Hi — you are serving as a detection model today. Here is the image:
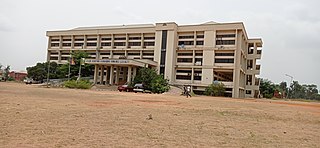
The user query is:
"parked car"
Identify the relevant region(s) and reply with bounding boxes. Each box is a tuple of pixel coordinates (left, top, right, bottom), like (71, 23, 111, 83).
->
(133, 84, 144, 93)
(24, 78, 41, 84)
(117, 83, 133, 92)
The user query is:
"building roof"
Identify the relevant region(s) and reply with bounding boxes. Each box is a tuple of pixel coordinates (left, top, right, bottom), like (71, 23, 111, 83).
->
(72, 24, 155, 31)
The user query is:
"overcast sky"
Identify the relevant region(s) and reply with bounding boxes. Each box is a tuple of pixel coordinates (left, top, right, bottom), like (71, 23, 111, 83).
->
(0, 0, 319, 87)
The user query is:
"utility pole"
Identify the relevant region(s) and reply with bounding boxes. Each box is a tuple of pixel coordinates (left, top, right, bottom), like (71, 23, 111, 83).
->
(285, 74, 294, 99)
(77, 58, 85, 82)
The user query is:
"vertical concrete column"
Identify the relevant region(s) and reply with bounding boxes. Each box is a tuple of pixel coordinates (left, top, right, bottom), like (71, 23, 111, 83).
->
(96, 34, 101, 60)
(59, 36, 62, 49)
(48, 36, 52, 49)
(71, 35, 74, 49)
(83, 35, 87, 49)
(193, 31, 196, 48)
(232, 31, 242, 98)
(94, 65, 98, 84)
(123, 67, 127, 82)
(115, 66, 119, 85)
(132, 67, 137, 81)
(191, 68, 194, 83)
(127, 66, 132, 83)
(58, 51, 61, 63)
(141, 33, 144, 49)
(109, 65, 114, 85)
(100, 65, 104, 84)
(192, 50, 195, 65)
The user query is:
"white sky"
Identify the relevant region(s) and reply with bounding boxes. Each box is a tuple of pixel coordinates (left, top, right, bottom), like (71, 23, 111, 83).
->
(0, 0, 319, 87)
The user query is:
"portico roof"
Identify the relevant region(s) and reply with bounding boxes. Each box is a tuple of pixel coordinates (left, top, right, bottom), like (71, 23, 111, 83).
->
(85, 59, 157, 67)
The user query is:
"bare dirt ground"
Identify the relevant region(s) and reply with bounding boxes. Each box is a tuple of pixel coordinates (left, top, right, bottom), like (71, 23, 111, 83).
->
(0, 82, 319, 147)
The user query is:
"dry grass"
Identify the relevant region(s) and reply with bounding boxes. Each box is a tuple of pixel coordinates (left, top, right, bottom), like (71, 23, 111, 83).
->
(0, 82, 319, 147)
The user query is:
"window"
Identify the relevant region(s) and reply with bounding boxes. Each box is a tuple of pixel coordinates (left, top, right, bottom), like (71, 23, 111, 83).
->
(114, 42, 126, 46)
(62, 43, 71, 46)
(101, 42, 111, 46)
(176, 75, 191, 80)
(176, 70, 192, 73)
(128, 42, 141, 46)
(51, 43, 59, 47)
(75, 38, 84, 41)
(144, 36, 155, 40)
(113, 52, 125, 55)
(144, 42, 155, 46)
(177, 58, 192, 63)
(179, 35, 194, 39)
(86, 43, 97, 46)
(195, 52, 203, 56)
(101, 38, 111, 41)
(194, 70, 202, 80)
(216, 40, 235, 45)
(143, 52, 154, 56)
(87, 38, 97, 41)
(178, 41, 194, 46)
(215, 59, 234, 63)
(129, 37, 141, 40)
(215, 53, 234, 56)
(50, 57, 58, 60)
(197, 35, 204, 38)
(114, 37, 126, 40)
(63, 39, 71, 41)
(246, 90, 252, 94)
(74, 43, 84, 47)
(216, 34, 236, 38)
(128, 52, 140, 56)
(51, 39, 59, 42)
(100, 52, 110, 55)
(196, 41, 204, 45)
(177, 52, 193, 56)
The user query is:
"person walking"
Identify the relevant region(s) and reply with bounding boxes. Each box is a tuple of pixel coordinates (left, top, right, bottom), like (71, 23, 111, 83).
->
(186, 85, 192, 98)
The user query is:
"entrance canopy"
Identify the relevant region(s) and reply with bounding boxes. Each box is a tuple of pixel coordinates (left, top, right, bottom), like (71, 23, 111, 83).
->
(85, 59, 157, 67)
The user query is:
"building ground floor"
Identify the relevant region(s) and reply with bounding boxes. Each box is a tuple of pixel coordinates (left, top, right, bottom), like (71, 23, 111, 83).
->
(86, 59, 260, 98)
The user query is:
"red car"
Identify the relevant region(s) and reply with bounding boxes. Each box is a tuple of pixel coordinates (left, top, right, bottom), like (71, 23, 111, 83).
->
(117, 83, 133, 92)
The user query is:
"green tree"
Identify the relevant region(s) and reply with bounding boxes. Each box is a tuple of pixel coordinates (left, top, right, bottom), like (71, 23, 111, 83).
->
(259, 79, 275, 98)
(27, 62, 47, 81)
(4, 65, 10, 81)
(289, 81, 306, 99)
(133, 67, 158, 90)
(133, 67, 170, 93)
(70, 51, 94, 78)
(204, 82, 225, 96)
(151, 75, 170, 93)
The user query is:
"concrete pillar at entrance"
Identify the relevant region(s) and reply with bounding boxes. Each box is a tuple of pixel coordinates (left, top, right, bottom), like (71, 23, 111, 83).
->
(115, 66, 119, 85)
(132, 67, 137, 81)
(127, 66, 132, 83)
(109, 65, 114, 85)
(100, 65, 104, 85)
(94, 65, 98, 84)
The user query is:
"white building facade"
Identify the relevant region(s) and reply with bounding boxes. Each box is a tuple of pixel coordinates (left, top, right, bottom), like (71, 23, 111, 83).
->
(46, 22, 263, 98)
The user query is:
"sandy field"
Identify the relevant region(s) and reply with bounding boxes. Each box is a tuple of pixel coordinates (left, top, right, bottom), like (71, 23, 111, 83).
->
(0, 82, 319, 147)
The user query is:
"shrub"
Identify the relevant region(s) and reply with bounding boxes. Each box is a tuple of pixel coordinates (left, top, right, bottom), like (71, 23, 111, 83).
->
(133, 67, 170, 93)
(204, 82, 225, 96)
(64, 80, 92, 89)
(151, 75, 170, 93)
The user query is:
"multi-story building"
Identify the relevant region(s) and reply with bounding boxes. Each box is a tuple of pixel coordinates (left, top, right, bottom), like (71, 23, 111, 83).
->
(46, 21, 263, 98)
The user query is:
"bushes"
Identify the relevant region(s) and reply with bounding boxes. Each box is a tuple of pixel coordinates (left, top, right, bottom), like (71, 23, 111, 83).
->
(133, 67, 170, 93)
(64, 80, 92, 89)
(151, 75, 170, 93)
(204, 83, 225, 96)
